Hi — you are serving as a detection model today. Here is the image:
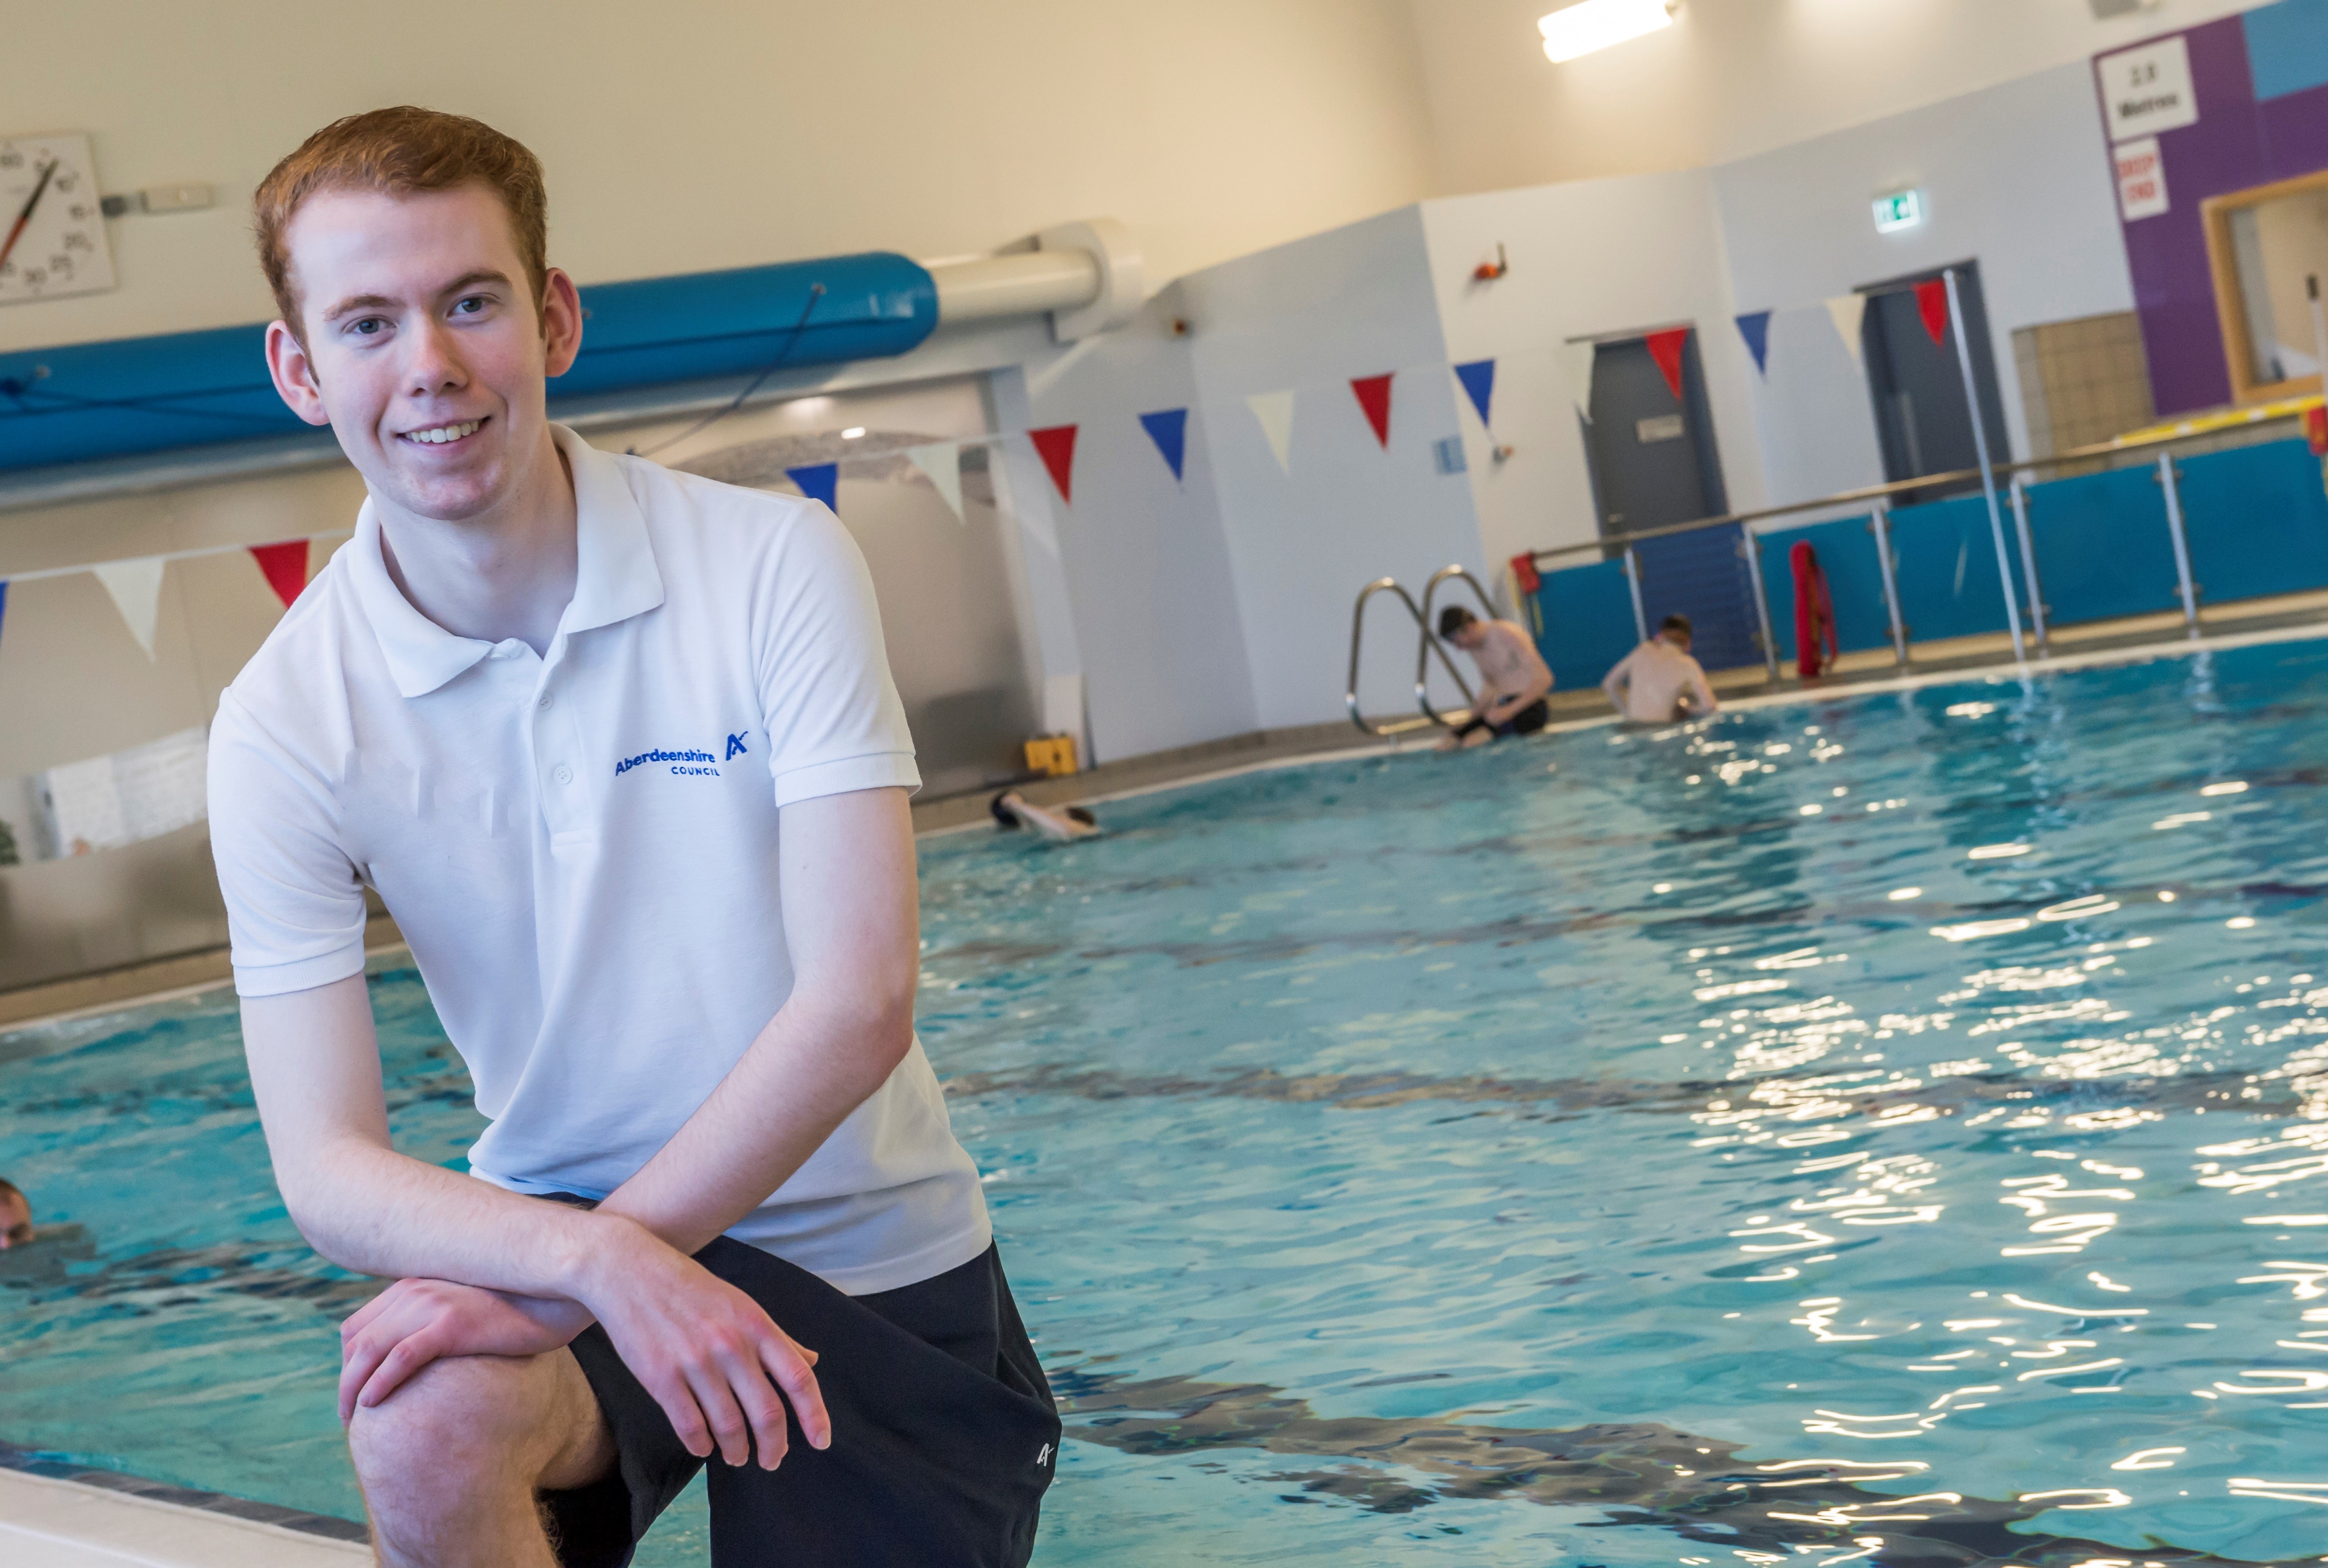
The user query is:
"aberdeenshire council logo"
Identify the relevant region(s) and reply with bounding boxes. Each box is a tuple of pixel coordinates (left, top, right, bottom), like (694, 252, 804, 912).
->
(614, 746, 721, 779)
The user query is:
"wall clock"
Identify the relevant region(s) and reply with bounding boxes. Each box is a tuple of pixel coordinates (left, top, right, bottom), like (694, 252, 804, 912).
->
(0, 132, 116, 304)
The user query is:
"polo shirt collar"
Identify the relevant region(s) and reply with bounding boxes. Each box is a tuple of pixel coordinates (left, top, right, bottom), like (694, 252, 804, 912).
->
(352, 424, 666, 699)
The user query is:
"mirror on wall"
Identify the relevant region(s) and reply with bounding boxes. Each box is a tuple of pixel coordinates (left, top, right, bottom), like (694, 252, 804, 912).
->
(2205, 170, 2328, 403)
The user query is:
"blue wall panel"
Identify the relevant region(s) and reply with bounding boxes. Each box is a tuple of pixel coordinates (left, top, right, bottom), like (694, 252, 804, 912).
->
(1534, 558, 1641, 692)
(1889, 494, 2017, 644)
(1756, 515, 1893, 660)
(2023, 464, 2178, 626)
(2179, 439, 2328, 604)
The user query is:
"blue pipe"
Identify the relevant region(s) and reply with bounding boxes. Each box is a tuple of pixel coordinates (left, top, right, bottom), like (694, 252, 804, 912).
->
(0, 251, 938, 473)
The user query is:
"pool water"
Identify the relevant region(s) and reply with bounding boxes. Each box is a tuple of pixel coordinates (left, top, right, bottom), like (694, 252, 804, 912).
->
(10, 640, 2328, 1564)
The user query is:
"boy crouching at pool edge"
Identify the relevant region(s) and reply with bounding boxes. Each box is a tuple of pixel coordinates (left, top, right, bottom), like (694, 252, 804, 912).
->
(210, 106, 1056, 1567)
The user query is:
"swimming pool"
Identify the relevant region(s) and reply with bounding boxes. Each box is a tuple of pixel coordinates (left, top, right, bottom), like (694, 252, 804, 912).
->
(9, 637, 2328, 1564)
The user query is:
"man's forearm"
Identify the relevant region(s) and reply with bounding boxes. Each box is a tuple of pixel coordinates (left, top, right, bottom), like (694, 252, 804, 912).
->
(287, 1135, 627, 1300)
(597, 990, 912, 1256)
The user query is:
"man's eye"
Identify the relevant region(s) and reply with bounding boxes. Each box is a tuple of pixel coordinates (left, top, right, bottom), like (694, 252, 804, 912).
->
(452, 296, 487, 316)
(349, 317, 386, 337)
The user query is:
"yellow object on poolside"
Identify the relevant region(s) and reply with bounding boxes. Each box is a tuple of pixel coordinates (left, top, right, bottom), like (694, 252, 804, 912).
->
(1024, 735, 1080, 777)
(2111, 392, 2324, 449)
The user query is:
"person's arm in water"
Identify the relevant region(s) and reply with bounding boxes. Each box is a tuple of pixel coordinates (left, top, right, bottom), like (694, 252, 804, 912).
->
(1471, 623, 1552, 725)
(1679, 658, 1719, 717)
(1601, 646, 1639, 715)
(246, 786, 917, 1463)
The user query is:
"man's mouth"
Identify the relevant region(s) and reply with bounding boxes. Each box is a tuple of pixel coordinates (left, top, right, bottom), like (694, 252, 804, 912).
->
(400, 418, 485, 447)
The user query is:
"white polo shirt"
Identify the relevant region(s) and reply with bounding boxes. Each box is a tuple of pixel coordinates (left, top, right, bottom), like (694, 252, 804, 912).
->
(207, 425, 990, 1295)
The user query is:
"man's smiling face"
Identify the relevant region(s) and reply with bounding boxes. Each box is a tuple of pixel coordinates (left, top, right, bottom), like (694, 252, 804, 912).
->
(266, 183, 579, 523)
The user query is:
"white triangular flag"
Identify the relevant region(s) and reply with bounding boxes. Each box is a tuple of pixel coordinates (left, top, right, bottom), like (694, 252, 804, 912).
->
(1559, 339, 1598, 421)
(94, 557, 166, 660)
(905, 442, 964, 522)
(1824, 295, 1868, 363)
(1246, 390, 1295, 473)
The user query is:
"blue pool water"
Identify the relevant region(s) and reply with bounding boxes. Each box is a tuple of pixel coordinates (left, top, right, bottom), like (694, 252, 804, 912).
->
(10, 640, 2328, 1563)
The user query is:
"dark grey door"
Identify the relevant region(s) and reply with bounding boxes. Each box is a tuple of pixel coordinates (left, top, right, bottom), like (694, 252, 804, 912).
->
(1582, 331, 1758, 673)
(1861, 262, 2011, 504)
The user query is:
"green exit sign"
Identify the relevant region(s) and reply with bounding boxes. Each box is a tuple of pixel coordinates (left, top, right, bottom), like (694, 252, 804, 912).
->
(1873, 189, 1924, 233)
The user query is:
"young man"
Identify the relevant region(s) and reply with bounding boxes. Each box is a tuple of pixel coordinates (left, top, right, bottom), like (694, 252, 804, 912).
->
(1602, 613, 1720, 724)
(1433, 606, 1554, 750)
(209, 108, 1056, 1568)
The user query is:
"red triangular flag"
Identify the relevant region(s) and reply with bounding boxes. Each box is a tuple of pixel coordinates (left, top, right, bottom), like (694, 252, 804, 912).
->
(1028, 425, 1078, 505)
(1644, 329, 1689, 401)
(1914, 279, 1950, 347)
(250, 539, 309, 609)
(1350, 374, 1394, 449)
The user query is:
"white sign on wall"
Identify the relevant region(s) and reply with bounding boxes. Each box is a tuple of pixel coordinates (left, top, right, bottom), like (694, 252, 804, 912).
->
(2115, 137, 2169, 221)
(2097, 36, 2199, 142)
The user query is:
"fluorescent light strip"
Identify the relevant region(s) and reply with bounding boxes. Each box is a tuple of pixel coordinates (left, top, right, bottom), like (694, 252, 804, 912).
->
(1539, 0, 1675, 64)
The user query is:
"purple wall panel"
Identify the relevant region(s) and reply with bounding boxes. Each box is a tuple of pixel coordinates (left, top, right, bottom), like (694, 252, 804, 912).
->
(2111, 18, 2267, 414)
(2261, 81, 2328, 177)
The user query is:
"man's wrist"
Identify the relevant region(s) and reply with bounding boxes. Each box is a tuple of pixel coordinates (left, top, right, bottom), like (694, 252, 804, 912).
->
(554, 1208, 656, 1305)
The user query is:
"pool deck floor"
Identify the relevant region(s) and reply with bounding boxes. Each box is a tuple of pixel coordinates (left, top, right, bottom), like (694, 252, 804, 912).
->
(0, 1467, 367, 1567)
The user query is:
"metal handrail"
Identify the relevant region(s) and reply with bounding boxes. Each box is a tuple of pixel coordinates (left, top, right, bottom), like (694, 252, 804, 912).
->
(1523, 405, 2311, 568)
(1415, 565, 1500, 710)
(1346, 577, 1480, 736)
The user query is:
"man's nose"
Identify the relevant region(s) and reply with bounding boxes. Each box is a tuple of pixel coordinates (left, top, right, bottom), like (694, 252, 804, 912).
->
(403, 318, 469, 398)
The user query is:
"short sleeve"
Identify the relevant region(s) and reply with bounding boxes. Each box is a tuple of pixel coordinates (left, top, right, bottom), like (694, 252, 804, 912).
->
(207, 690, 370, 997)
(751, 502, 922, 809)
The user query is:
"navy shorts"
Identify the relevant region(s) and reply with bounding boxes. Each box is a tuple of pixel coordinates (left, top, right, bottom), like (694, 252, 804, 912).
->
(539, 1234, 1058, 1568)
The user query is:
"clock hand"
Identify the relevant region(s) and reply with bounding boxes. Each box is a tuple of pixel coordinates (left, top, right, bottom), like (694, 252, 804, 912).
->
(0, 161, 60, 276)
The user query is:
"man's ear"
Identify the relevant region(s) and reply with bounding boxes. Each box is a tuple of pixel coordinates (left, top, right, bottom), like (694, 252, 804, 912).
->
(541, 267, 583, 378)
(264, 319, 333, 428)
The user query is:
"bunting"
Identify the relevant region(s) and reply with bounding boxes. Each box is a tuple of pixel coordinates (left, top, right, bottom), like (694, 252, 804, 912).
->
(1914, 279, 1950, 347)
(1350, 373, 1394, 449)
(905, 443, 965, 521)
(1558, 340, 1598, 420)
(1247, 390, 1296, 472)
(1824, 295, 1868, 363)
(94, 558, 166, 660)
(1138, 409, 1188, 481)
(1029, 425, 1079, 504)
(786, 463, 839, 514)
(1644, 328, 1689, 402)
(1452, 360, 1496, 428)
(1735, 312, 1773, 376)
(249, 540, 309, 610)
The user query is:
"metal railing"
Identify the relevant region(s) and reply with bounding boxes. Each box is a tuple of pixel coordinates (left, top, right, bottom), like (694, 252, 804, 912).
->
(1345, 565, 1500, 735)
(1523, 360, 2314, 673)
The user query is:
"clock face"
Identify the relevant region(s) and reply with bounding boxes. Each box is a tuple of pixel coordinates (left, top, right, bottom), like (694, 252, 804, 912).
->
(0, 133, 117, 305)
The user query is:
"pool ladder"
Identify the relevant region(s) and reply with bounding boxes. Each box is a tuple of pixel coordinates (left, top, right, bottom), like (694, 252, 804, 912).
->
(1345, 565, 1500, 736)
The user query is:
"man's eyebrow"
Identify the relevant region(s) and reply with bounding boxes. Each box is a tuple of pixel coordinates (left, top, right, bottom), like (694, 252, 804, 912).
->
(437, 269, 514, 299)
(320, 292, 399, 324)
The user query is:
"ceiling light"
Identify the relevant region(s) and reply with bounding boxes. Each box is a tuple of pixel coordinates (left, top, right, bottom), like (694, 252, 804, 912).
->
(1539, 0, 1676, 64)
(841, 426, 865, 439)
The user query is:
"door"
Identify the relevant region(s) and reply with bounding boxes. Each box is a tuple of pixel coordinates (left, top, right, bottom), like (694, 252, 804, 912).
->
(1861, 262, 2012, 505)
(1582, 330, 1759, 673)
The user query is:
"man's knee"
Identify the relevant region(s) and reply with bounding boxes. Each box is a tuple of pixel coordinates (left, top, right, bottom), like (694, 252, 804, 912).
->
(348, 1353, 560, 1499)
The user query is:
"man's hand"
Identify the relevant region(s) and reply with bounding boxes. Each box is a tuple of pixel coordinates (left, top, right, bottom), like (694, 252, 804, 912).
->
(578, 1219, 830, 1470)
(339, 1277, 592, 1420)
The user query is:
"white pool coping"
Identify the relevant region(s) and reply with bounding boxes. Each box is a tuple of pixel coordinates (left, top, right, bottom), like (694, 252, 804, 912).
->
(0, 1468, 366, 1567)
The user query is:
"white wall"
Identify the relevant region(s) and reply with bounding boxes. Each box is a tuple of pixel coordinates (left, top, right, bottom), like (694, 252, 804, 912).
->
(1014, 291, 1263, 764)
(1408, 0, 2271, 195)
(1710, 61, 2140, 492)
(1, 0, 1436, 354)
(1419, 167, 1767, 573)
(1182, 207, 1486, 730)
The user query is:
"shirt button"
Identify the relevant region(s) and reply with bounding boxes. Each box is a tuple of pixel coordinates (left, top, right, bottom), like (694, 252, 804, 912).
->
(553, 764, 574, 785)
(537, 693, 553, 710)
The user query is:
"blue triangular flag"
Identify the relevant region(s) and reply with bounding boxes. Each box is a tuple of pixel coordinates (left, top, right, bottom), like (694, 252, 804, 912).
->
(786, 463, 839, 514)
(1453, 359, 1495, 428)
(1736, 311, 1773, 376)
(1139, 409, 1188, 481)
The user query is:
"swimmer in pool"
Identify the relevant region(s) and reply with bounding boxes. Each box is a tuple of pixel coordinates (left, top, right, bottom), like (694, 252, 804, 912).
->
(0, 1178, 31, 1249)
(991, 790, 1100, 841)
(1434, 606, 1554, 750)
(1602, 613, 1719, 725)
